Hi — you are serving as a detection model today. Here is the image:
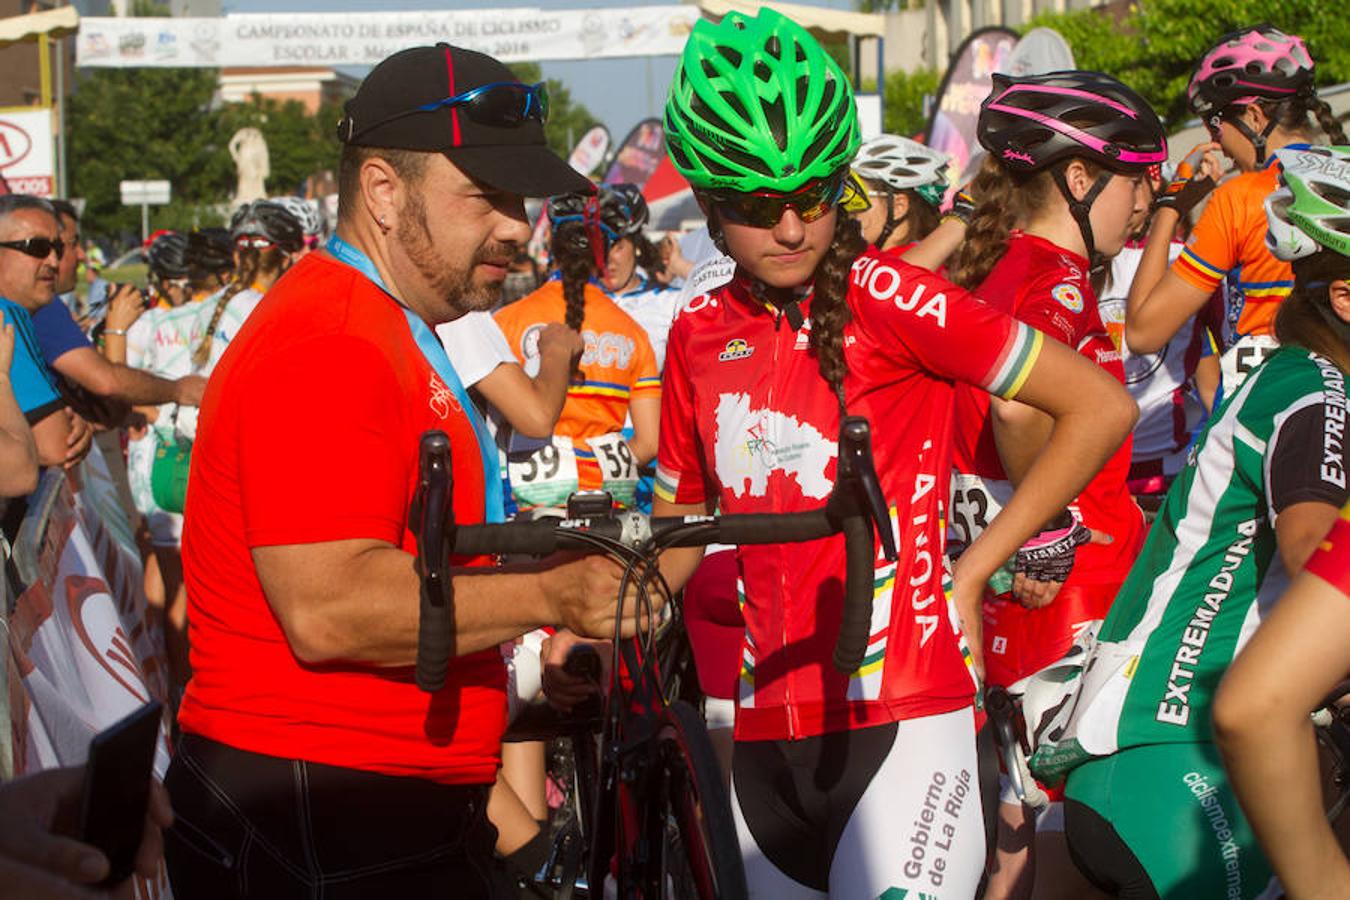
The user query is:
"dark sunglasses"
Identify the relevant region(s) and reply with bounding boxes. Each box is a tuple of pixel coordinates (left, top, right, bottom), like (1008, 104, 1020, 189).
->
(708, 173, 847, 229)
(0, 237, 65, 260)
(347, 81, 549, 142)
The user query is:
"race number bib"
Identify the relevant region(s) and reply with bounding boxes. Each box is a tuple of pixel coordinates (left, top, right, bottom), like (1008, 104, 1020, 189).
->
(1219, 334, 1279, 392)
(507, 436, 579, 510)
(948, 473, 1016, 595)
(587, 432, 638, 509)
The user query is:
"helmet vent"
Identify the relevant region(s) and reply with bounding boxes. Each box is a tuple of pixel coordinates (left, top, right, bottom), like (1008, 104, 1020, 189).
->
(723, 91, 750, 125)
(1315, 183, 1350, 209)
(754, 59, 772, 83)
(765, 96, 788, 150)
(765, 36, 782, 61)
(717, 45, 743, 69)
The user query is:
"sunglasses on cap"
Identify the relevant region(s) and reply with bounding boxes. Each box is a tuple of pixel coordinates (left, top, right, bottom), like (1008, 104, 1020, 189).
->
(346, 81, 549, 142)
(708, 173, 848, 229)
(0, 237, 65, 260)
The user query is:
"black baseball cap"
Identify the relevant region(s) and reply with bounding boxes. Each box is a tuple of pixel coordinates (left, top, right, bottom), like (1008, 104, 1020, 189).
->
(339, 43, 594, 198)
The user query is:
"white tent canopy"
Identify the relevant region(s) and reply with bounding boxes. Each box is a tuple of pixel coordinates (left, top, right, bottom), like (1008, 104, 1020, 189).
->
(0, 6, 78, 49)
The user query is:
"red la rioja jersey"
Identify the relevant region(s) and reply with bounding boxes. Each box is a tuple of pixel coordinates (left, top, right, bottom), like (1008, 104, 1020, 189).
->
(657, 249, 1045, 741)
(951, 233, 1145, 588)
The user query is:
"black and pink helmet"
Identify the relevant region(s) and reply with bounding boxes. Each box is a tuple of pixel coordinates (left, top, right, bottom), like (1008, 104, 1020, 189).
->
(1186, 25, 1314, 119)
(978, 71, 1167, 175)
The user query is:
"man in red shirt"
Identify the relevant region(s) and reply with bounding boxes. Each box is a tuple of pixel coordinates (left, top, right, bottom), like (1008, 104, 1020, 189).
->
(167, 44, 641, 899)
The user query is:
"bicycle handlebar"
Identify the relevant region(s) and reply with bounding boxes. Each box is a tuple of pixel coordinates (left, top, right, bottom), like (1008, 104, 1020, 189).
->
(413, 416, 898, 692)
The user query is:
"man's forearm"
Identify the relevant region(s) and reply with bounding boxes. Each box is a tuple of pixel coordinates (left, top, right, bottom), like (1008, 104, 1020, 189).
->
(113, 364, 185, 405)
(256, 542, 560, 666)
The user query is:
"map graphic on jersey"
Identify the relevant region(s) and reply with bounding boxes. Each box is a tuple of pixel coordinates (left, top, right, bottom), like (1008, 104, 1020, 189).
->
(714, 392, 836, 499)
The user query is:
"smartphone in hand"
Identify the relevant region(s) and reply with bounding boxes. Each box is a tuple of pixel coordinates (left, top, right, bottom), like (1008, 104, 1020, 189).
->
(79, 700, 163, 886)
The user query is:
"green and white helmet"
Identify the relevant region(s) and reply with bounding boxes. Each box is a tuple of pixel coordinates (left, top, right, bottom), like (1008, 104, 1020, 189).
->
(664, 7, 860, 194)
(1266, 145, 1350, 260)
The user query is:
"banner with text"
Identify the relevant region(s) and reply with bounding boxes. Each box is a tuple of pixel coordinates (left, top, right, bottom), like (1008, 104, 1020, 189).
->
(76, 7, 700, 68)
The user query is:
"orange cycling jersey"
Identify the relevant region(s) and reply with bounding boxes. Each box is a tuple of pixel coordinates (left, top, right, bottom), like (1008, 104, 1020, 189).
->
(1171, 158, 1294, 341)
(495, 279, 660, 490)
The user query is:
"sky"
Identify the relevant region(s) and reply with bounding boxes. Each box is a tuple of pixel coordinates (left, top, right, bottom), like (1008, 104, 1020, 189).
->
(221, 0, 861, 146)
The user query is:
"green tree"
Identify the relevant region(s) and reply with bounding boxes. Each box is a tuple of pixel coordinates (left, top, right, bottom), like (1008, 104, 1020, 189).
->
(866, 66, 942, 138)
(1025, 0, 1350, 130)
(68, 67, 225, 240)
(507, 61, 600, 158)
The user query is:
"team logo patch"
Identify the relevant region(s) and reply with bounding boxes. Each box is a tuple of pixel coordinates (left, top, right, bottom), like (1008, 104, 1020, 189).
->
(991, 636, 1008, 655)
(719, 338, 754, 362)
(1052, 283, 1084, 313)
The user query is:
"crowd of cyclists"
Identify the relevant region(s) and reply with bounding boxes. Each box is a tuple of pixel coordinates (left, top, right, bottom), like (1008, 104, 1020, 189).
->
(2, 9, 1350, 900)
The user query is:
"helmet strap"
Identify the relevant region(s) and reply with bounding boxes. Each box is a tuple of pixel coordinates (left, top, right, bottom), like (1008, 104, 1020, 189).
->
(1230, 105, 1280, 166)
(875, 187, 901, 249)
(1050, 165, 1112, 267)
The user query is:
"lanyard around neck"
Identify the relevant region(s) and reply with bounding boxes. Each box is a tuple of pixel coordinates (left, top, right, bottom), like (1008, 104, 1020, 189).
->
(326, 235, 504, 523)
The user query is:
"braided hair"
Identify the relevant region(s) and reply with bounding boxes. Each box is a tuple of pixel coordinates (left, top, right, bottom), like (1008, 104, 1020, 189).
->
(808, 213, 868, 405)
(192, 245, 289, 368)
(551, 218, 593, 332)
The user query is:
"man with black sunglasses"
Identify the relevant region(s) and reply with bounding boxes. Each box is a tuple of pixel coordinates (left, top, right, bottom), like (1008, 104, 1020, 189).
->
(170, 44, 650, 899)
(0, 194, 91, 473)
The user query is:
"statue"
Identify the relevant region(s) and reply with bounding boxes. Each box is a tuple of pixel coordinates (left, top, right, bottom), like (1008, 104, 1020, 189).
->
(229, 127, 269, 206)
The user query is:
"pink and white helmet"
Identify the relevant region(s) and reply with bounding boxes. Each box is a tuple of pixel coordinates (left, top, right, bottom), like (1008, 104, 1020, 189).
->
(1187, 24, 1314, 118)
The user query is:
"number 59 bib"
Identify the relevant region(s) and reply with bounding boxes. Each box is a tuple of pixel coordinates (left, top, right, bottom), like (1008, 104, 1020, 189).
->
(507, 437, 579, 510)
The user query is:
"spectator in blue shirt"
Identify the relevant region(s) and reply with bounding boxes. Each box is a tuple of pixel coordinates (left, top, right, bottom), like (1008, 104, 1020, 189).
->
(0, 195, 91, 469)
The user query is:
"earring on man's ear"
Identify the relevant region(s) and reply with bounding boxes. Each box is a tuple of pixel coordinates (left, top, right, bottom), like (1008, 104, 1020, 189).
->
(379, 215, 389, 232)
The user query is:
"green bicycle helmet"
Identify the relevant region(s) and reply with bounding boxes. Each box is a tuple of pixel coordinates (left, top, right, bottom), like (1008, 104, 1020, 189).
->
(1265, 146, 1350, 260)
(664, 7, 860, 194)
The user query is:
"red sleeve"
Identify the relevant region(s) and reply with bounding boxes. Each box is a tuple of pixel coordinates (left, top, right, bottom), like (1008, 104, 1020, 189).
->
(853, 257, 1044, 400)
(654, 316, 707, 505)
(1305, 502, 1350, 598)
(1012, 274, 1087, 347)
(239, 335, 412, 547)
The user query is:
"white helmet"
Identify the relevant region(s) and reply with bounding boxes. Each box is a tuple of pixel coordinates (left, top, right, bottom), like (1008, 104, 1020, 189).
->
(1264, 146, 1350, 262)
(270, 196, 323, 239)
(852, 135, 950, 206)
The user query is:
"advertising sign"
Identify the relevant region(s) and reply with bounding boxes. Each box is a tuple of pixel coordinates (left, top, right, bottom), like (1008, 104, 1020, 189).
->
(0, 107, 56, 198)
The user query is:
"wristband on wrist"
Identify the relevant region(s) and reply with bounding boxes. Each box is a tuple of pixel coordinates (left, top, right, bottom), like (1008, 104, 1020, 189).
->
(105, 328, 128, 336)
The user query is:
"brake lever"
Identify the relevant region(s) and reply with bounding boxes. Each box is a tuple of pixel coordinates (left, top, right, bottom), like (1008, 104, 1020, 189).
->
(414, 430, 453, 692)
(838, 417, 898, 562)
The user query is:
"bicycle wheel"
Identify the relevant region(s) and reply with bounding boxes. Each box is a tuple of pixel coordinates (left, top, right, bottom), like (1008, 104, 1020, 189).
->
(646, 700, 747, 900)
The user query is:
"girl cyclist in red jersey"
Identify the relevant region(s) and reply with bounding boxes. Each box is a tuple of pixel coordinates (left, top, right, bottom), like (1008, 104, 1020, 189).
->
(1128, 25, 1347, 390)
(944, 70, 1167, 900)
(494, 189, 661, 513)
(652, 10, 1138, 897)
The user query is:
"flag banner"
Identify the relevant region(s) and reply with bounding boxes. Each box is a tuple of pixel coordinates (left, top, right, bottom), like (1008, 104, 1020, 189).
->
(924, 27, 1018, 204)
(568, 124, 611, 177)
(601, 118, 665, 188)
